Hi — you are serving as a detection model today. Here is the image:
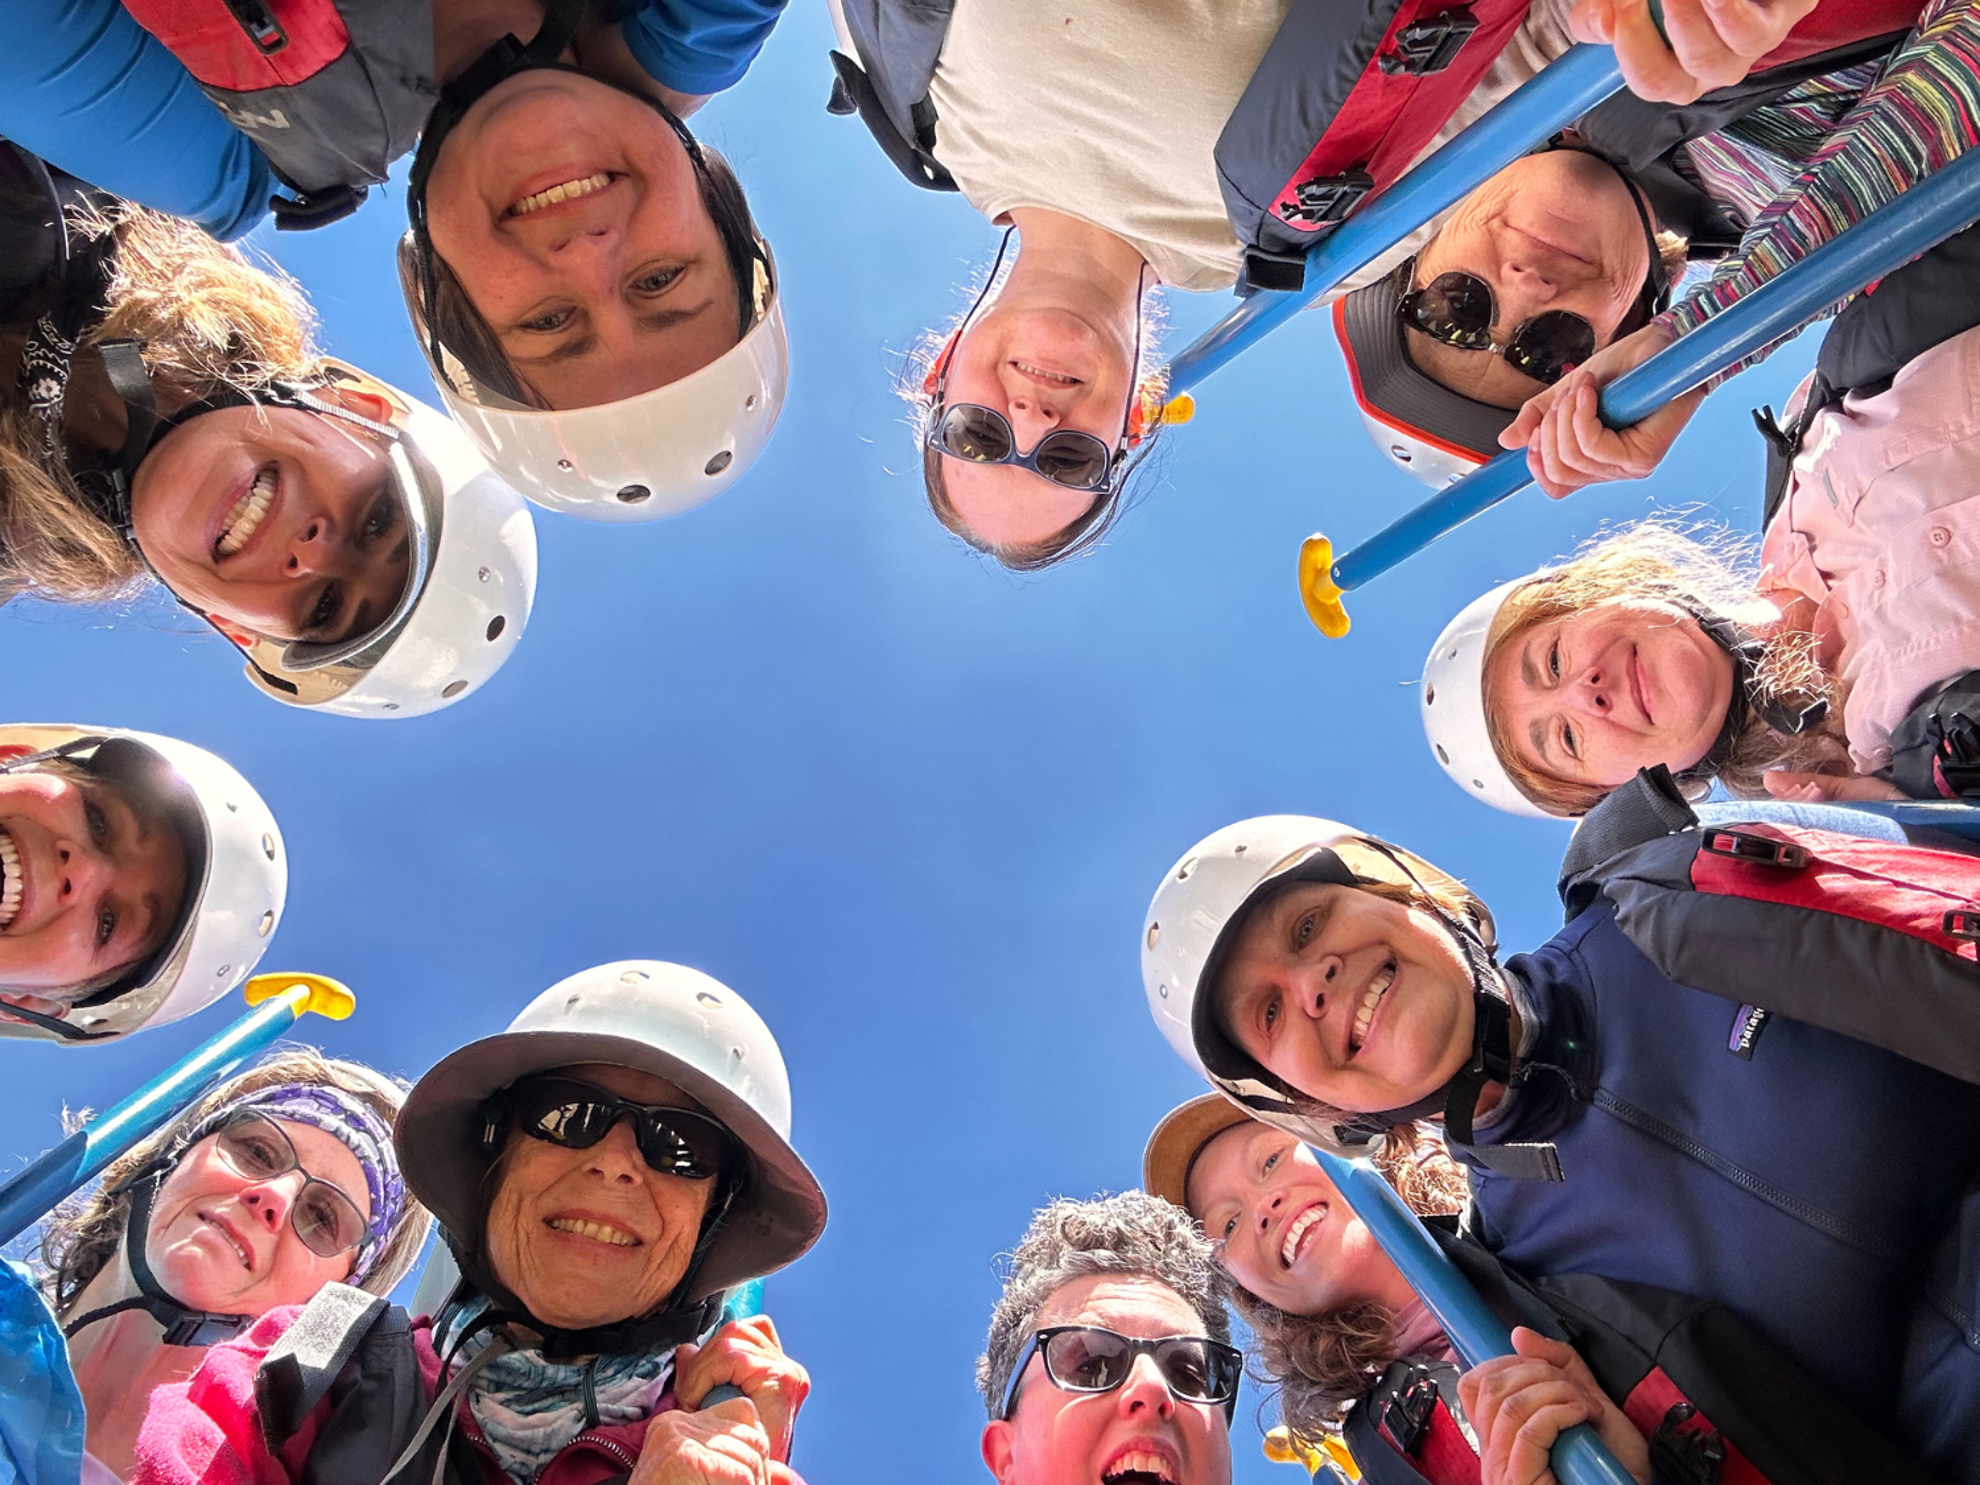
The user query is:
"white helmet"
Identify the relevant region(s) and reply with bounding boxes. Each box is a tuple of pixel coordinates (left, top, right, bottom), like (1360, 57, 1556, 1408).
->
(226, 368, 538, 719)
(396, 959, 826, 1302)
(424, 255, 787, 523)
(1141, 815, 1492, 1155)
(1421, 579, 1559, 819)
(0, 725, 285, 1044)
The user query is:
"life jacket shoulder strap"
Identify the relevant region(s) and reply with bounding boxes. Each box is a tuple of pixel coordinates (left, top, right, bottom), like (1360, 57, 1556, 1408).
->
(254, 1283, 392, 1452)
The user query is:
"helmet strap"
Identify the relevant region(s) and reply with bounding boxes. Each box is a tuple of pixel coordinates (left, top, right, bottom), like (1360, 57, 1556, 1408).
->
(62, 1168, 253, 1346)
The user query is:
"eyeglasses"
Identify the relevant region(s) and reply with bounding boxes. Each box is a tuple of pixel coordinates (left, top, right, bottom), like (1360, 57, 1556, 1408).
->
(1396, 265, 1596, 386)
(1000, 1325, 1243, 1422)
(495, 1076, 737, 1181)
(924, 405, 1123, 493)
(211, 1114, 371, 1259)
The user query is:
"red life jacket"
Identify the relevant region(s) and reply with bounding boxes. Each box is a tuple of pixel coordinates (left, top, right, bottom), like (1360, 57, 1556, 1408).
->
(1219, 0, 1931, 290)
(112, 0, 435, 227)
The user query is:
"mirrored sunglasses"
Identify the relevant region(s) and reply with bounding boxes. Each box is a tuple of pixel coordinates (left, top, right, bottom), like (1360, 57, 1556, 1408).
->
(926, 404, 1120, 493)
(497, 1076, 738, 1181)
(1397, 268, 1596, 386)
(1001, 1325, 1243, 1421)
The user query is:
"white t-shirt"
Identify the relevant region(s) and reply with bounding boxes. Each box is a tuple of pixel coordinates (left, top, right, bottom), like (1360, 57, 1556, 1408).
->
(927, 0, 1578, 295)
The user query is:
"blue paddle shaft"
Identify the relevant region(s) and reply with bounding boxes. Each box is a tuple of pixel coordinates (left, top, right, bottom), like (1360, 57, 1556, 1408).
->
(1164, 46, 1624, 398)
(0, 990, 308, 1247)
(1306, 1147, 1641, 1485)
(697, 1280, 767, 1410)
(1331, 144, 1980, 592)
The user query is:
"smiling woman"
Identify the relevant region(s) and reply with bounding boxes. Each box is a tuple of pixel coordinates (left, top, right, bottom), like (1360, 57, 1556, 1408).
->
(126, 962, 828, 1485)
(0, 724, 286, 1046)
(1420, 523, 1848, 818)
(39, 1050, 427, 1483)
(0, 150, 537, 720)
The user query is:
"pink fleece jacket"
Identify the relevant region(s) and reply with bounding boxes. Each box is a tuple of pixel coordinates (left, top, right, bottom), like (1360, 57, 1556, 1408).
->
(128, 1307, 800, 1485)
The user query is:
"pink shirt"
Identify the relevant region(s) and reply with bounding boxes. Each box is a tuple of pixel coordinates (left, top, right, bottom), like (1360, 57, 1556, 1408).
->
(1760, 325, 1980, 774)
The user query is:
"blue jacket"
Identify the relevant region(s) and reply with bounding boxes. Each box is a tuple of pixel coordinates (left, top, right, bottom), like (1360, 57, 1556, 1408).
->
(1459, 780, 1980, 1482)
(0, 0, 785, 240)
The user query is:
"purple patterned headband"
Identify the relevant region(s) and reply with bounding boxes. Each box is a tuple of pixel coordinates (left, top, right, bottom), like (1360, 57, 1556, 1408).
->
(185, 1083, 406, 1286)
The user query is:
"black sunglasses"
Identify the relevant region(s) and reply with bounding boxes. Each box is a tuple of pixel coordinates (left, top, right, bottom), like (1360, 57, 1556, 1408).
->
(491, 1076, 738, 1181)
(210, 1113, 371, 1259)
(1000, 1325, 1243, 1422)
(1397, 265, 1596, 386)
(924, 405, 1123, 493)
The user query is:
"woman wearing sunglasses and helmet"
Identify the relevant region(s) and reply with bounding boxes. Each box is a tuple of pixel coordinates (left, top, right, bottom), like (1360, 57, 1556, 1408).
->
(40, 1049, 430, 1484)
(130, 960, 828, 1485)
(1337, 0, 1956, 489)
(1, 148, 537, 718)
(7, 0, 790, 527)
(0, 724, 287, 1046)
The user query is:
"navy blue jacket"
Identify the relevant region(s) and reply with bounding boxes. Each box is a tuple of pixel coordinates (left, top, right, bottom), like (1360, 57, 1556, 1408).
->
(1457, 779, 1980, 1481)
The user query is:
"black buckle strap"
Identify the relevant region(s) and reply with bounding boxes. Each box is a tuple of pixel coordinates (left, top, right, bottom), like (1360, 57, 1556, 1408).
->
(1375, 1369, 1440, 1455)
(224, 0, 288, 54)
(1278, 171, 1376, 227)
(1379, 7, 1481, 75)
(1648, 1402, 1728, 1485)
(1700, 829, 1809, 870)
(1943, 910, 1980, 940)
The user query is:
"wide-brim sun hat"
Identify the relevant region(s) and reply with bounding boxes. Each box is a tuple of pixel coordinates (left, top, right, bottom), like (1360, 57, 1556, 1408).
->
(1334, 265, 1513, 491)
(395, 960, 826, 1301)
(1143, 1094, 1255, 1214)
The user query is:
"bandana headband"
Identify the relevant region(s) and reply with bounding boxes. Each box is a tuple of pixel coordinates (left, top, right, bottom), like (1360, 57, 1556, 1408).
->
(186, 1083, 406, 1285)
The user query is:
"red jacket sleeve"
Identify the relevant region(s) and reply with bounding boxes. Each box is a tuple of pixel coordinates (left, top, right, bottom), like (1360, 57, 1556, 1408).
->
(130, 1307, 312, 1485)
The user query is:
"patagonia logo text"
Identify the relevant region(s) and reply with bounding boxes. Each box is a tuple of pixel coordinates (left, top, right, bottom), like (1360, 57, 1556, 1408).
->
(1728, 1004, 1771, 1060)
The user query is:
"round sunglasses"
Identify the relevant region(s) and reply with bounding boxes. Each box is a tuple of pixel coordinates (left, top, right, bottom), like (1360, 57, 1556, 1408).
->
(1396, 263, 1596, 386)
(1000, 1325, 1243, 1421)
(491, 1076, 738, 1181)
(924, 405, 1123, 493)
(210, 1113, 370, 1259)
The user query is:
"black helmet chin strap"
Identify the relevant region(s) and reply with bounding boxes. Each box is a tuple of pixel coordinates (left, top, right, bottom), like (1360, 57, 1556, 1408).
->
(1673, 611, 1830, 791)
(62, 1167, 253, 1347)
(1311, 845, 1563, 1181)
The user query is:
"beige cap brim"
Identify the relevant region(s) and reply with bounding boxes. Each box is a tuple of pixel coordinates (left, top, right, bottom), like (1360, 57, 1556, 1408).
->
(1142, 1093, 1257, 1214)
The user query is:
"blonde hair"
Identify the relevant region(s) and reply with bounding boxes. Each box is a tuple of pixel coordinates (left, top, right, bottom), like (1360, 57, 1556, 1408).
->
(1482, 522, 1849, 815)
(1, 203, 320, 606)
(1221, 1125, 1469, 1443)
(899, 269, 1169, 573)
(40, 1047, 431, 1318)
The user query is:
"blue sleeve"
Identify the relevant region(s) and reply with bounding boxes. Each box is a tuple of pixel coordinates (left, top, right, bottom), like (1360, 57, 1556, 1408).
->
(614, 0, 790, 96)
(0, 0, 275, 240)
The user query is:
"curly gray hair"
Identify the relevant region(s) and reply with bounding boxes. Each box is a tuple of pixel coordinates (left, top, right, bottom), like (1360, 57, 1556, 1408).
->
(977, 1191, 1229, 1419)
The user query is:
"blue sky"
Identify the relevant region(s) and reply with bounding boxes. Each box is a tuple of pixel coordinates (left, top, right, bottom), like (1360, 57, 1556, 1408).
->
(3, 11, 1828, 1483)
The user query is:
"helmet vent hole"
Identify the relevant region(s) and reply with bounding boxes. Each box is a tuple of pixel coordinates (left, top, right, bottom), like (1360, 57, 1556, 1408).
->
(1177, 857, 1196, 880)
(443, 680, 469, 699)
(1391, 446, 1413, 463)
(216, 964, 231, 978)
(227, 800, 239, 813)
(731, 1045, 745, 1061)
(486, 615, 506, 642)
(1158, 983, 1169, 999)
(696, 990, 722, 1007)
(478, 566, 492, 583)
(620, 969, 649, 984)
(557, 459, 576, 472)
(257, 911, 275, 937)
(704, 450, 734, 477)
(1473, 779, 1486, 790)
(1435, 744, 1450, 764)
(1233, 843, 1247, 854)
(1424, 685, 1436, 706)
(617, 484, 652, 504)
(1146, 923, 1160, 949)
(566, 994, 583, 1007)
(383, 703, 400, 712)
(744, 394, 759, 411)
(261, 834, 277, 861)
